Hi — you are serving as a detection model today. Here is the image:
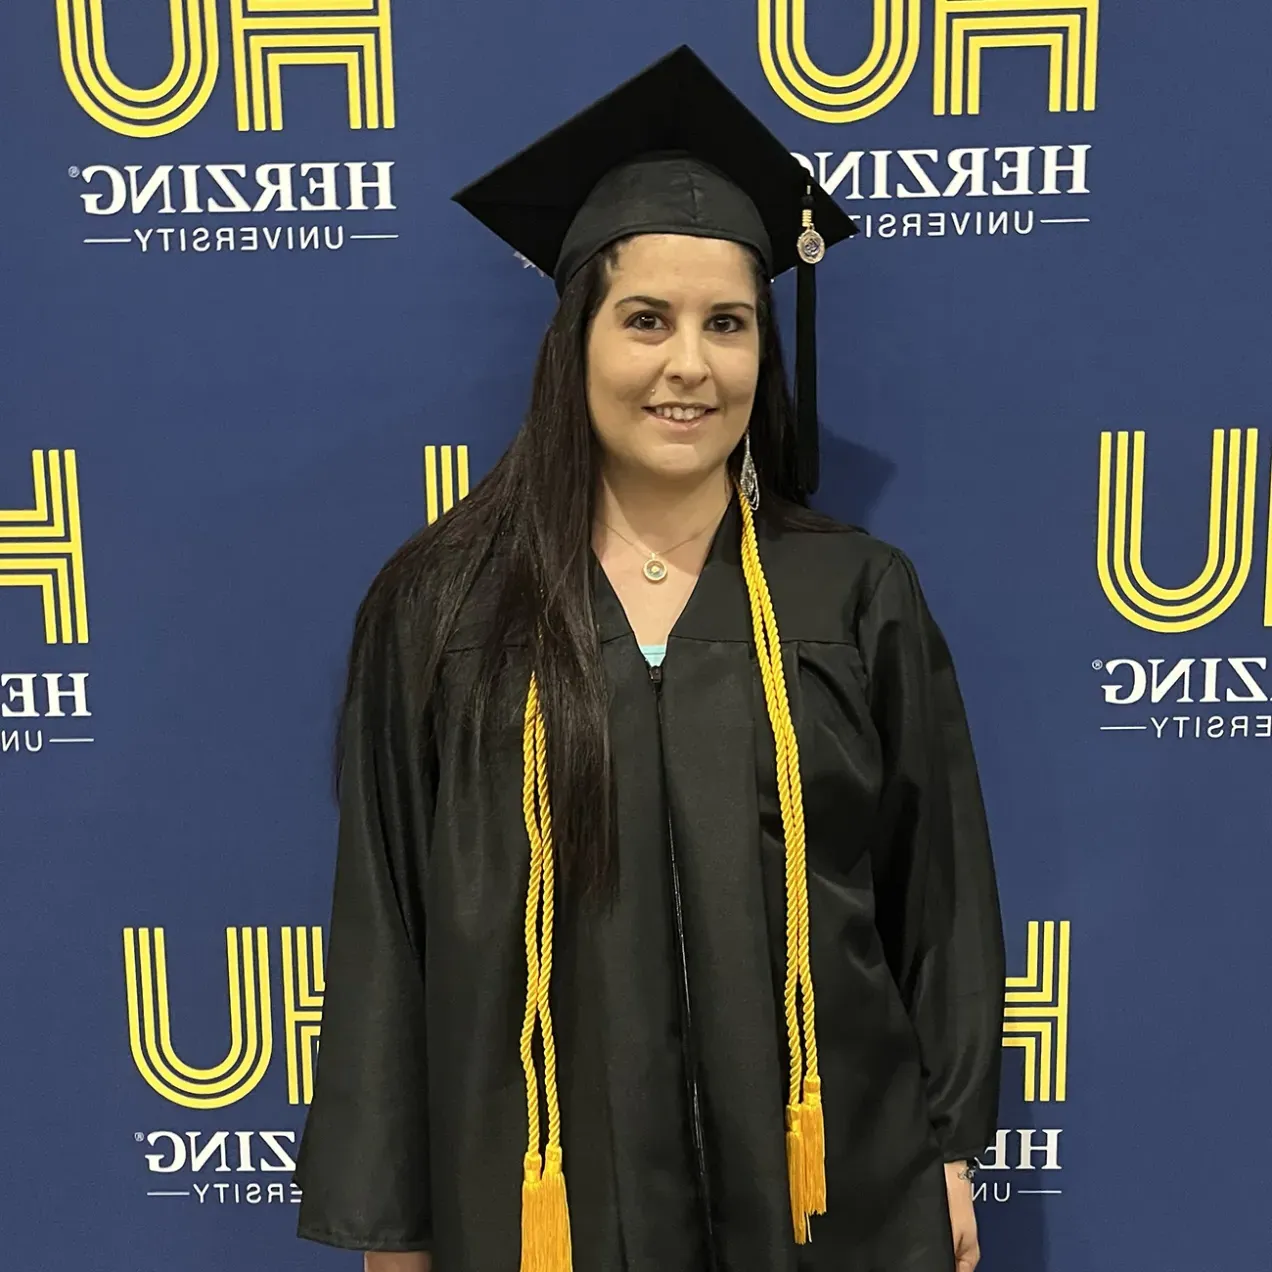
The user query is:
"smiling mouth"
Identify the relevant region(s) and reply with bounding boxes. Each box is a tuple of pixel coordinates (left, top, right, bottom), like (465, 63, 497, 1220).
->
(644, 404, 717, 422)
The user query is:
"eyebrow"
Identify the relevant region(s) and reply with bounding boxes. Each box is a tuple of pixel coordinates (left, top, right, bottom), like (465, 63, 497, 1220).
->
(613, 294, 756, 313)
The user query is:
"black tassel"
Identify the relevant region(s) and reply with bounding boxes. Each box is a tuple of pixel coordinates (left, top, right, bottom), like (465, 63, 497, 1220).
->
(795, 256, 819, 497)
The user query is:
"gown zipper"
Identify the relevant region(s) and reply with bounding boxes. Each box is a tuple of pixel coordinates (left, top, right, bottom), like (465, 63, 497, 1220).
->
(648, 659, 719, 1267)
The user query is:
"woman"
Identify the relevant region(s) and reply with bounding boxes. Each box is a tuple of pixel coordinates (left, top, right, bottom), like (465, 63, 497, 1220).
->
(295, 46, 1005, 1272)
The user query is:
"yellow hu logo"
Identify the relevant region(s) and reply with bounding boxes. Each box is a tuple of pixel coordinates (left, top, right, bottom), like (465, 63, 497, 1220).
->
(126, 919, 1064, 1107)
(1098, 429, 1269, 633)
(759, 0, 1098, 122)
(281, 925, 325, 1105)
(423, 444, 470, 526)
(1, 449, 88, 644)
(1003, 919, 1069, 1102)
(123, 926, 324, 1109)
(56, 0, 396, 138)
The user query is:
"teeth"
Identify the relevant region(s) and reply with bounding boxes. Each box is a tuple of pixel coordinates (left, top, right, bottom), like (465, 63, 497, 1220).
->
(653, 405, 709, 421)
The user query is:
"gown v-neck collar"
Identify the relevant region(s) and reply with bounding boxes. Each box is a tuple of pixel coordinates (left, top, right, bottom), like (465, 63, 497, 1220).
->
(591, 498, 753, 647)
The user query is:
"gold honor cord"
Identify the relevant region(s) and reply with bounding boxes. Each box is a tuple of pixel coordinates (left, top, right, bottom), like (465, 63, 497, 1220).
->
(519, 676, 572, 1272)
(516, 488, 825, 1263)
(738, 494, 825, 1241)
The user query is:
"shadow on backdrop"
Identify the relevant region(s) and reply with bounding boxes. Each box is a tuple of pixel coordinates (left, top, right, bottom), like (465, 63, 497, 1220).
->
(810, 430, 895, 531)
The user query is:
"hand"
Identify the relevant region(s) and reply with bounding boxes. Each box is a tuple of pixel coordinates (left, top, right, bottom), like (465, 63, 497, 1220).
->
(944, 1160, 980, 1272)
(364, 1253, 431, 1272)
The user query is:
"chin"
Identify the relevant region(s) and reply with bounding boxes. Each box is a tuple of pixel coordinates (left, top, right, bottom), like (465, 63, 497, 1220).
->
(638, 444, 729, 484)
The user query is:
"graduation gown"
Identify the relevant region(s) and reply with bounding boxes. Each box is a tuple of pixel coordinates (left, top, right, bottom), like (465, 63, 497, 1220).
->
(294, 502, 1006, 1271)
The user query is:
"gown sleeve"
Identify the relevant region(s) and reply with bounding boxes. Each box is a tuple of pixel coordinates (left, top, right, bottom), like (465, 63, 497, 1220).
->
(294, 597, 436, 1251)
(858, 549, 1006, 1165)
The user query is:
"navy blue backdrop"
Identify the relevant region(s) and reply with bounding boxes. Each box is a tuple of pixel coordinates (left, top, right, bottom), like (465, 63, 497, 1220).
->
(2, 2, 1269, 1268)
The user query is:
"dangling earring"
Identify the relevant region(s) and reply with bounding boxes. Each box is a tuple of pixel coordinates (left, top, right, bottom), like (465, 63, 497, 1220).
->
(740, 429, 760, 511)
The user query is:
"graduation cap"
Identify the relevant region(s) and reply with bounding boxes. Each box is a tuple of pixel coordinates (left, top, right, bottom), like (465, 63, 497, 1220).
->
(452, 43, 857, 496)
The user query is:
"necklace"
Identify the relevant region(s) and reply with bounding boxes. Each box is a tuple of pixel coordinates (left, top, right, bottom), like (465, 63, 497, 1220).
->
(603, 516, 718, 583)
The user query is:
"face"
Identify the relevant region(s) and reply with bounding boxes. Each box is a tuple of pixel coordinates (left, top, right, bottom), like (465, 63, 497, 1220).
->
(585, 233, 761, 485)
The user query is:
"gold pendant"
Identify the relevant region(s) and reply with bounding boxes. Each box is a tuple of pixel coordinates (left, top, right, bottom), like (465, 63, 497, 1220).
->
(796, 204, 826, 265)
(643, 557, 668, 583)
(796, 226, 826, 265)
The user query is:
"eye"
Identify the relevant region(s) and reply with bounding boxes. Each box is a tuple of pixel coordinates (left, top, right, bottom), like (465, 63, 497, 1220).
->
(709, 313, 747, 334)
(626, 310, 667, 332)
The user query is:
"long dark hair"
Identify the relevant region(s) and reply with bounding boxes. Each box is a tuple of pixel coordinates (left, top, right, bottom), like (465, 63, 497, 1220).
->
(337, 238, 837, 895)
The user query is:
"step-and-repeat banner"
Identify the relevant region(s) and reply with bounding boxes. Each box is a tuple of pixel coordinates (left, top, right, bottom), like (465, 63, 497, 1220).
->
(3, 3, 1267, 1269)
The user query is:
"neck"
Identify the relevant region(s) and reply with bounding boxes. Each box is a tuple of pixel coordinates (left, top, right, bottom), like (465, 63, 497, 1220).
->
(594, 462, 733, 556)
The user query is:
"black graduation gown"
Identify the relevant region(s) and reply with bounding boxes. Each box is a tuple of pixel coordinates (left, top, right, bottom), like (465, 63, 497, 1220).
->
(294, 503, 1006, 1272)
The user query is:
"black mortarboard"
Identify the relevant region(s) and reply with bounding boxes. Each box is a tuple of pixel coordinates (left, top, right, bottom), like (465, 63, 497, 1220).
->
(452, 44, 857, 495)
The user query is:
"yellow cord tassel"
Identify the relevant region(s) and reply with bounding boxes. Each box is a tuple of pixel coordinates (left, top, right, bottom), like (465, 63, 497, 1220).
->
(800, 1075, 826, 1216)
(740, 492, 826, 1244)
(785, 1104, 809, 1244)
(520, 676, 573, 1272)
(521, 1146, 572, 1272)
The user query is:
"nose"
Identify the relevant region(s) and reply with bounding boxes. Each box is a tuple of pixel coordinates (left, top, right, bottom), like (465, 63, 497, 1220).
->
(663, 325, 710, 391)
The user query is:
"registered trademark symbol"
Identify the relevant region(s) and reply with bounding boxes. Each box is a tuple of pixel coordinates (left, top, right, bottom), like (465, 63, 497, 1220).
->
(1091, 660, 1104, 671)
(135, 1132, 144, 1142)
(68, 166, 80, 179)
